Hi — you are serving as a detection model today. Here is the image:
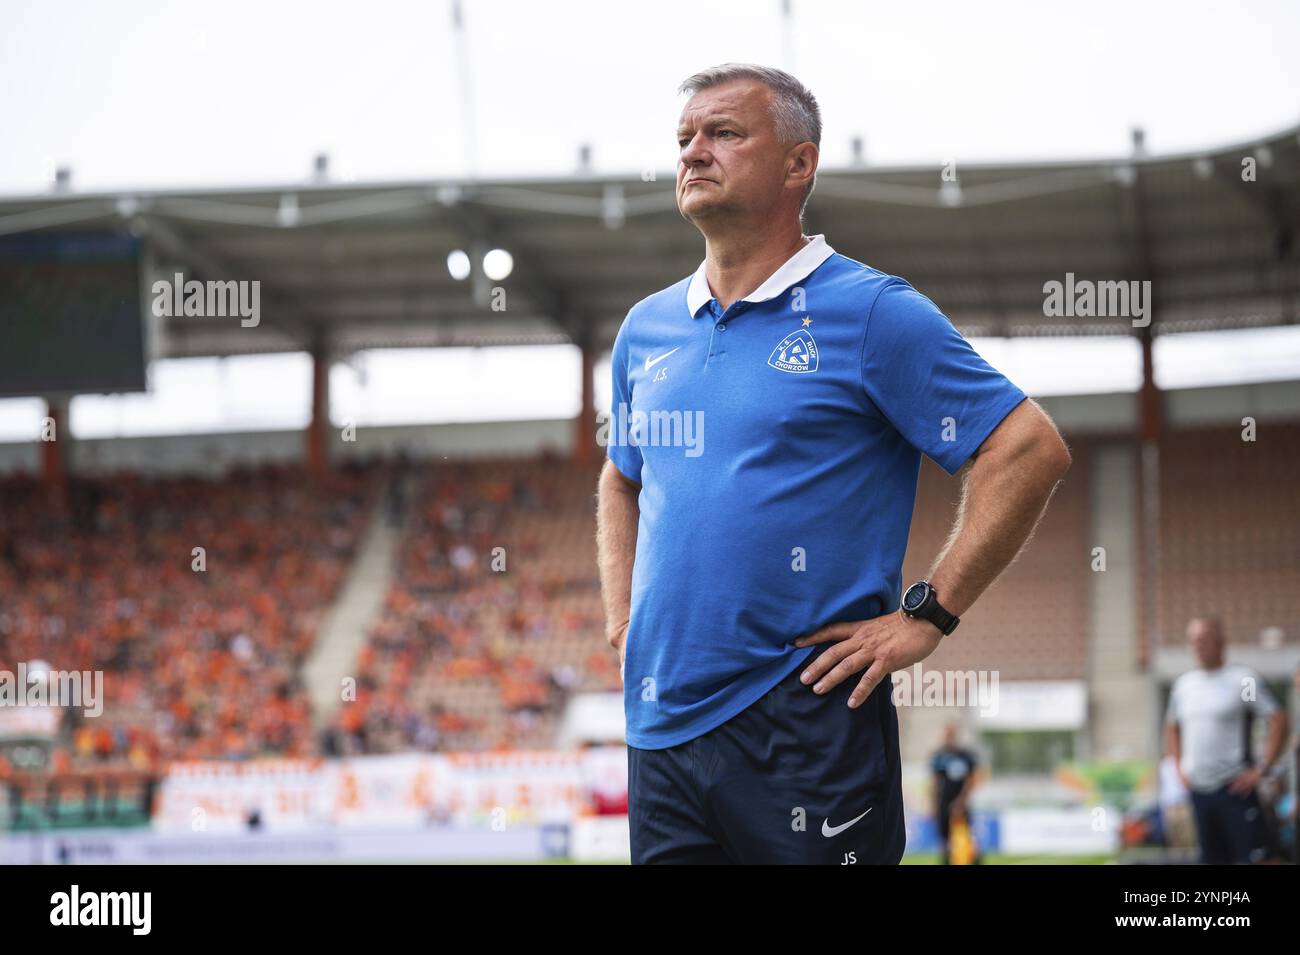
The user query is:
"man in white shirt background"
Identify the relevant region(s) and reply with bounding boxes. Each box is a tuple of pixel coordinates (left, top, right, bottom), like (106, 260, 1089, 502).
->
(1165, 617, 1289, 863)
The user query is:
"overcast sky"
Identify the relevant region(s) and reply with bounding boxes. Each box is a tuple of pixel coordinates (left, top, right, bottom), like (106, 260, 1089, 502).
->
(3, 0, 1298, 192)
(1, 0, 1298, 438)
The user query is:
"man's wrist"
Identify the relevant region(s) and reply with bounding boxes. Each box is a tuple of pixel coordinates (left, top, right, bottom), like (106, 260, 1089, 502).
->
(899, 581, 958, 636)
(897, 607, 943, 639)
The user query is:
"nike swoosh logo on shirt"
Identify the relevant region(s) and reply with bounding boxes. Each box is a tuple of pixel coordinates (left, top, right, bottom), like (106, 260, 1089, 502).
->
(821, 808, 872, 838)
(644, 347, 681, 371)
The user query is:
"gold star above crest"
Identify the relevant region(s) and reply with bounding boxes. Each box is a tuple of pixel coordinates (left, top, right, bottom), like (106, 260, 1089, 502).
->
(801, 316, 812, 327)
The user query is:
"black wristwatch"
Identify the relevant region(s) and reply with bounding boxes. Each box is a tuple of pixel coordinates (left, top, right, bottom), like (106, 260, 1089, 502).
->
(901, 580, 959, 636)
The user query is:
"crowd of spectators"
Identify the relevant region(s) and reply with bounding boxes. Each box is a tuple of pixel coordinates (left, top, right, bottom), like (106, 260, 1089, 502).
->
(0, 464, 378, 770)
(322, 458, 613, 756)
(1, 454, 620, 773)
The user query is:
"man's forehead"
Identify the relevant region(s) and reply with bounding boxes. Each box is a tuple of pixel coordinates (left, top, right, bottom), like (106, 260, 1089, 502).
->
(678, 80, 771, 127)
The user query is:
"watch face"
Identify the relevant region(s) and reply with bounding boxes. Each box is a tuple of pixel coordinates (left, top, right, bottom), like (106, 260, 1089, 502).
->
(903, 583, 928, 613)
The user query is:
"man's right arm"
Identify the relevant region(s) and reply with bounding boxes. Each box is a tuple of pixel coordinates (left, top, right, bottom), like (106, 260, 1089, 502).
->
(596, 459, 641, 669)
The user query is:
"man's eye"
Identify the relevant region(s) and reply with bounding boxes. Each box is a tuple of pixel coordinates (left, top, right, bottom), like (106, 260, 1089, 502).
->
(716, 130, 734, 138)
(678, 139, 690, 148)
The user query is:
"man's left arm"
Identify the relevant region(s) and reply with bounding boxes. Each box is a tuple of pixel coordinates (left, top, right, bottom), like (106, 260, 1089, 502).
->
(797, 399, 1071, 707)
(1229, 693, 1290, 795)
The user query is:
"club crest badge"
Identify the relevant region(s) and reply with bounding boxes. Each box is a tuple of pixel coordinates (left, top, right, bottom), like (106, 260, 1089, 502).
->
(767, 328, 819, 374)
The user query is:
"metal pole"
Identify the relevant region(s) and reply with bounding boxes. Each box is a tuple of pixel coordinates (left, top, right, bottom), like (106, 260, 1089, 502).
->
(451, 0, 478, 178)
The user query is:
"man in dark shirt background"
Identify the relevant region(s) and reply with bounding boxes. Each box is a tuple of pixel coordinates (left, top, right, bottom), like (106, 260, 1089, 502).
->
(931, 723, 979, 864)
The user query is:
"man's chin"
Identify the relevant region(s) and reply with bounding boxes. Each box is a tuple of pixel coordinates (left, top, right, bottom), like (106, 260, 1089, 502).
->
(678, 195, 727, 222)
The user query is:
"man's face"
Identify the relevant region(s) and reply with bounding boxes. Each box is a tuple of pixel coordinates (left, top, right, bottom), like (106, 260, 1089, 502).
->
(1188, 619, 1224, 668)
(675, 79, 790, 224)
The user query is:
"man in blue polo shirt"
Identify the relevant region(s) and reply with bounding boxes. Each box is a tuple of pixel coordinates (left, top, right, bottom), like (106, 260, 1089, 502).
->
(596, 63, 1072, 864)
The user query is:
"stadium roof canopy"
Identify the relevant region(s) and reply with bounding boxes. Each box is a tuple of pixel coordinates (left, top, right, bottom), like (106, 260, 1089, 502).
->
(1, 124, 1297, 360)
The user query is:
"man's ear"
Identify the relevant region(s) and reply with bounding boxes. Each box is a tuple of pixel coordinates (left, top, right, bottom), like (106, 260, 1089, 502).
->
(787, 141, 819, 190)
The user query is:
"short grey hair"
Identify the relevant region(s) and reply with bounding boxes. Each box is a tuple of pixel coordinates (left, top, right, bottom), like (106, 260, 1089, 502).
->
(678, 63, 821, 212)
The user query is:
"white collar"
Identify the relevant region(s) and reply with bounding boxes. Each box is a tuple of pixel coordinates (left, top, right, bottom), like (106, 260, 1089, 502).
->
(686, 234, 835, 317)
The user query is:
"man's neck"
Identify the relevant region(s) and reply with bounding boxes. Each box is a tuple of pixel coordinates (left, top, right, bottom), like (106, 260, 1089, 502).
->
(700, 219, 808, 312)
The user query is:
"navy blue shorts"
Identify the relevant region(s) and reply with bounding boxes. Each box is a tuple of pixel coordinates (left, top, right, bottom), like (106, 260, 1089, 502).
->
(628, 646, 905, 865)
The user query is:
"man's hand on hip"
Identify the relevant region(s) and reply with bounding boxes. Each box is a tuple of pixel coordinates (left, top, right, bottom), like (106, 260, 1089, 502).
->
(795, 611, 943, 708)
(1227, 766, 1263, 796)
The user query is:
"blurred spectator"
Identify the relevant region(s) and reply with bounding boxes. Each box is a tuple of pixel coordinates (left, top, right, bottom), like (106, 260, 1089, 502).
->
(1164, 617, 1289, 864)
(930, 722, 979, 865)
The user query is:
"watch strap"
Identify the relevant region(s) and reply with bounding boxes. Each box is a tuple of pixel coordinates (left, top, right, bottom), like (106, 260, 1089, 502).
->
(907, 581, 960, 636)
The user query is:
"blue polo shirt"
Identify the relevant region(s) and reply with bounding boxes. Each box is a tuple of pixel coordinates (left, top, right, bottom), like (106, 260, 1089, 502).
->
(608, 235, 1026, 749)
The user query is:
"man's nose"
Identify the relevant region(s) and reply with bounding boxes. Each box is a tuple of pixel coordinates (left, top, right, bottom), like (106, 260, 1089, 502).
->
(680, 134, 711, 167)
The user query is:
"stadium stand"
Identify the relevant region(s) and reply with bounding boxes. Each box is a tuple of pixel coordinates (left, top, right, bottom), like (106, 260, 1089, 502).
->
(6, 423, 1296, 768)
(1156, 422, 1300, 647)
(3, 418, 1296, 774)
(0, 464, 379, 769)
(323, 457, 610, 755)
